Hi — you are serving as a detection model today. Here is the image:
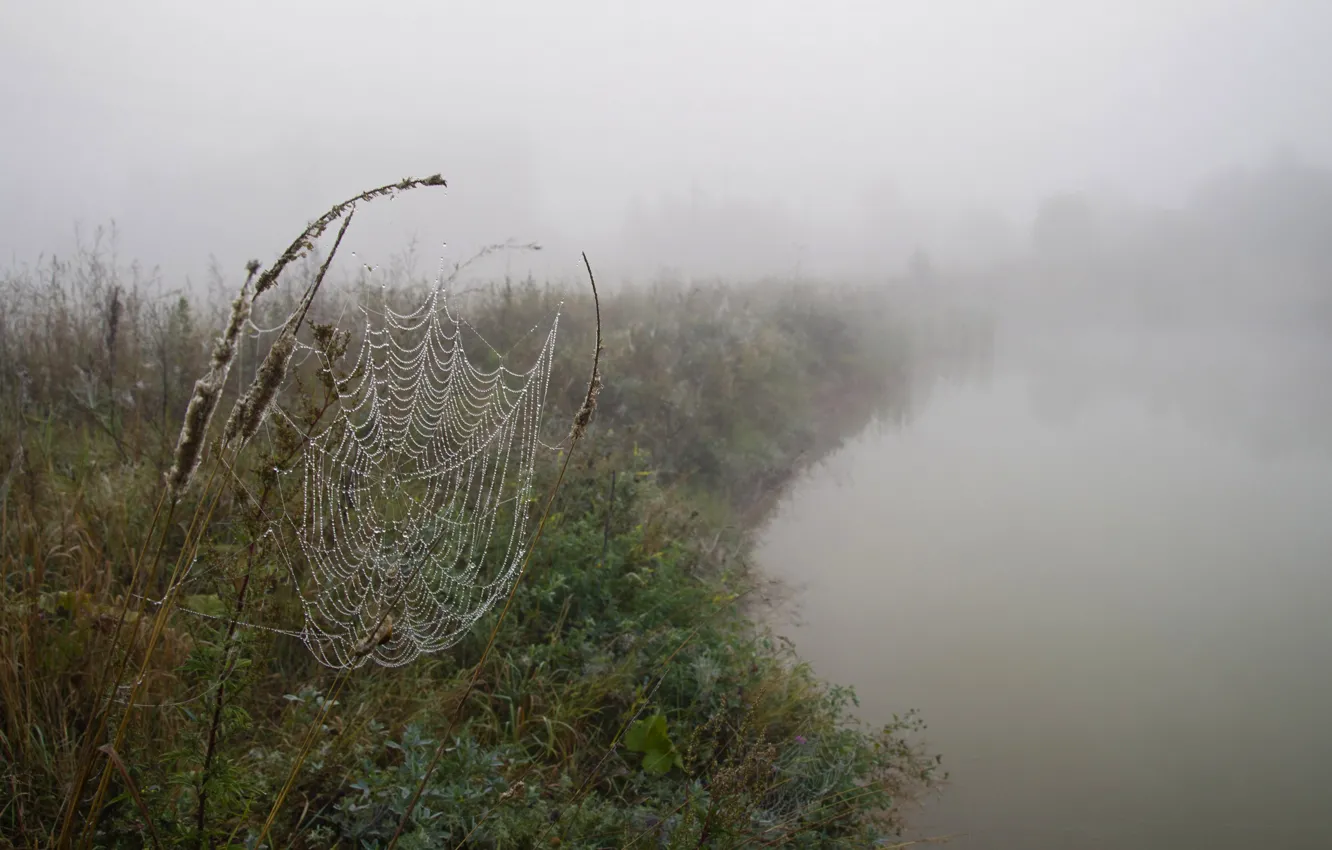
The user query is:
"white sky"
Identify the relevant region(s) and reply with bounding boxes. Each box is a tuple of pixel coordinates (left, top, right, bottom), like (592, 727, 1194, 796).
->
(3, 0, 1330, 281)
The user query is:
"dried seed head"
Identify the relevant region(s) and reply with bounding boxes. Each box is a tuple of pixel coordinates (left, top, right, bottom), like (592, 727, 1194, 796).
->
(216, 282, 253, 363)
(165, 375, 221, 496)
(569, 359, 603, 443)
(164, 272, 255, 495)
(105, 285, 122, 358)
(570, 252, 604, 444)
(222, 332, 295, 448)
(221, 206, 355, 449)
(352, 613, 394, 657)
(255, 175, 445, 295)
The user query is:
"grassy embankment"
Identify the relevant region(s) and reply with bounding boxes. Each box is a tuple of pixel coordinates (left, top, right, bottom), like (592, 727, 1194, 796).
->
(0, 188, 984, 848)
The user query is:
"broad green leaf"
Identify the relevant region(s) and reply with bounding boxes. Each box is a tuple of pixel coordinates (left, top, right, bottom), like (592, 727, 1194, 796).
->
(184, 594, 228, 618)
(624, 715, 655, 752)
(625, 714, 680, 775)
(642, 747, 675, 775)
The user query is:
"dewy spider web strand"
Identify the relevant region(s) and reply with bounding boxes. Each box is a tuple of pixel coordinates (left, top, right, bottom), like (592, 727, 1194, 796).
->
(261, 281, 558, 669)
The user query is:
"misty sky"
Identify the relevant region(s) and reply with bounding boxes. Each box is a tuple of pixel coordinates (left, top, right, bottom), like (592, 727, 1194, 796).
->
(4, 0, 1331, 282)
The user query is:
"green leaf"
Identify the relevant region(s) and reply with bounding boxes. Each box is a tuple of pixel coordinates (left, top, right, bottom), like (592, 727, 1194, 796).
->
(642, 747, 675, 775)
(624, 716, 650, 752)
(625, 714, 668, 754)
(184, 594, 228, 618)
(625, 714, 680, 775)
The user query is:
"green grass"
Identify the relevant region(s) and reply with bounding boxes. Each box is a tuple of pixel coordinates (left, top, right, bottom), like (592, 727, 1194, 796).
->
(0, 215, 984, 848)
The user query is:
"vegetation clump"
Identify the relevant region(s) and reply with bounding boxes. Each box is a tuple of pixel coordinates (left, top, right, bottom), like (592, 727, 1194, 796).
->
(0, 190, 984, 848)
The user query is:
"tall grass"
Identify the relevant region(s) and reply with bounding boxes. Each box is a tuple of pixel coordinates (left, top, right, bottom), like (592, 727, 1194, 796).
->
(0, 189, 986, 848)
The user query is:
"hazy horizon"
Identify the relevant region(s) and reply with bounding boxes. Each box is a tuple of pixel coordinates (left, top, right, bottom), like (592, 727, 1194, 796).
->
(6, 1, 1332, 284)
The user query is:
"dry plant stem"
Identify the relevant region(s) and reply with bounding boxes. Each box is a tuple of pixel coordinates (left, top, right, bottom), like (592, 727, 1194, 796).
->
(570, 253, 604, 443)
(255, 532, 455, 845)
(252, 175, 445, 297)
(383, 254, 604, 850)
(166, 265, 258, 496)
(255, 486, 434, 842)
(223, 208, 354, 449)
(84, 176, 440, 847)
(253, 666, 356, 847)
(53, 488, 171, 848)
(383, 435, 579, 850)
(197, 374, 345, 846)
(194, 540, 258, 847)
(97, 745, 164, 850)
(59, 260, 259, 847)
(81, 460, 229, 849)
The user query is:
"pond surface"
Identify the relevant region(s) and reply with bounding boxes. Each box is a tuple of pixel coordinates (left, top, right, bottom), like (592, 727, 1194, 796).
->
(757, 323, 1332, 849)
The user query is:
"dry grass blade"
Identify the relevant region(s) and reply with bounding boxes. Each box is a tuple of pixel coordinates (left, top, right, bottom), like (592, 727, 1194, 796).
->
(252, 667, 356, 848)
(52, 488, 171, 849)
(96, 745, 163, 850)
(1, 187, 945, 847)
(79, 175, 443, 849)
(81, 461, 229, 849)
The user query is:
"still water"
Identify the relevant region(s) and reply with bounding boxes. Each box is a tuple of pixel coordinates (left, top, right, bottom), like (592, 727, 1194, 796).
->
(757, 327, 1332, 849)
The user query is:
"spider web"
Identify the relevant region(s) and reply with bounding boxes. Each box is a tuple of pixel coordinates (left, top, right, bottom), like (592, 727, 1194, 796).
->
(273, 283, 558, 669)
(755, 735, 859, 834)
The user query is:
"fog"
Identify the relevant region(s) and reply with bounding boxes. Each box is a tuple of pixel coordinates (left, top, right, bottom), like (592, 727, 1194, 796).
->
(5, 1, 1332, 284)
(8, 3, 1332, 848)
